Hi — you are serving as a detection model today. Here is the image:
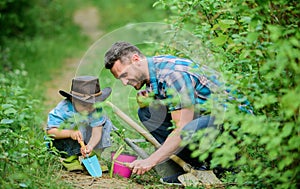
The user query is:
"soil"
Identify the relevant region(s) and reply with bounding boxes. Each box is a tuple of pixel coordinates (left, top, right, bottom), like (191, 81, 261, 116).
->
(60, 170, 144, 189)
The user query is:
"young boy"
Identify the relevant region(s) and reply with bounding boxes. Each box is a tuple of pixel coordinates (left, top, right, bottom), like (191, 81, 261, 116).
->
(46, 76, 114, 171)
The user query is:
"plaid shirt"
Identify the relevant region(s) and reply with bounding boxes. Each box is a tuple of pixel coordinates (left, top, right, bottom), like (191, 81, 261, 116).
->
(146, 55, 217, 111)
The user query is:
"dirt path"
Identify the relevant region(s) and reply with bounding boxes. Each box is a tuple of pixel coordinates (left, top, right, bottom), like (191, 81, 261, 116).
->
(44, 6, 102, 112)
(43, 6, 146, 189)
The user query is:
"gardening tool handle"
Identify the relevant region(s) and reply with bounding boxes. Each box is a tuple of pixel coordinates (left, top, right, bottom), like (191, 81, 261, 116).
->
(107, 101, 192, 172)
(107, 101, 161, 147)
(79, 140, 85, 148)
(114, 160, 131, 168)
(79, 140, 90, 158)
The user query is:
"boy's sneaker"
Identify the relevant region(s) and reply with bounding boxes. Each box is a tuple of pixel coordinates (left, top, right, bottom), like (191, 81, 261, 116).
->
(101, 163, 109, 173)
(159, 172, 184, 186)
(63, 155, 78, 163)
(62, 155, 84, 172)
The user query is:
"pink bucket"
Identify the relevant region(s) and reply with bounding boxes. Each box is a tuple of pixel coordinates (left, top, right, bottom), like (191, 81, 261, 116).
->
(111, 152, 137, 178)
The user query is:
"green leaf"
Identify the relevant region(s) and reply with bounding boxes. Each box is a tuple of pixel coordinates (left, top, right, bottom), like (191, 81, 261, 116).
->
(280, 123, 293, 138)
(278, 156, 293, 170)
(19, 183, 28, 188)
(288, 136, 300, 150)
(1, 104, 14, 109)
(255, 50, 263, 57)
(267, 25, 283, 41)
(220, 19, 236, 25)
(240, 16, 251, 23)
(246, 32, 259, 43)
(219, 22, 230, 31)
(240, 49, 251, 59)
(281, 90, 300, 119)
(211, 35, 227, 46)
(4, 108, 17, 115)
(290, 37, 300, 48)
(0, 119, 14, 124)
(254, 94, 278, 109)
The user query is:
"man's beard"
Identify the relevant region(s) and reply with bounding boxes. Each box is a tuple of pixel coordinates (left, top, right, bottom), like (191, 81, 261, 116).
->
(133, 79, 147, 90)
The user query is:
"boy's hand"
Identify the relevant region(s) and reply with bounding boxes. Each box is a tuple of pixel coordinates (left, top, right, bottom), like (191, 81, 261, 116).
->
(80, 143, 92, 157)
(70, 130, 83, 142)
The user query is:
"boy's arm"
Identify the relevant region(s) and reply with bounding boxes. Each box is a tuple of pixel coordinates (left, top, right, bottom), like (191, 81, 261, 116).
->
(81, 126, 103, 156)
(47, 128, 83, 142)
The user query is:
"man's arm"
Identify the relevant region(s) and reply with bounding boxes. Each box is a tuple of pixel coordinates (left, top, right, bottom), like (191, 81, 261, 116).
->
(129, 107, 194, 175)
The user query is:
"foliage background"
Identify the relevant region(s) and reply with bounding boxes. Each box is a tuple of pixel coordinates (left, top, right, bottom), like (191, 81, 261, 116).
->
(152, 0, 299, 188)
(0, 0, 299, 188)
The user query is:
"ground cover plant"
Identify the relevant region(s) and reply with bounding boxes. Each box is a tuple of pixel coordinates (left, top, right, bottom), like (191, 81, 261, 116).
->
(0, 0, 88, 188)
(0, 69, 72, 188)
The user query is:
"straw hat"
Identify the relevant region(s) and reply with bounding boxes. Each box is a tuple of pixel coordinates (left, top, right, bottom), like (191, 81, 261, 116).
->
(59, 76, 111, 104)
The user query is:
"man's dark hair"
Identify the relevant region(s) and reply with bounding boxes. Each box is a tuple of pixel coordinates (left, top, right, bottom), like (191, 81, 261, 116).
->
(104, 41, 144, 69)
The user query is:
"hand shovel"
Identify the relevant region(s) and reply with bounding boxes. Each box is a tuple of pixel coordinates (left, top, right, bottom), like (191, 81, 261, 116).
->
(107, 101, 223, 188)
(79, 141, 102, 177)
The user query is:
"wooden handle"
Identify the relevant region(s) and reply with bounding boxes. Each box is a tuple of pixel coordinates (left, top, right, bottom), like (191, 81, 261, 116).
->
(106, 101, 161, 147)
(79, 140, 85, 148)
(106, 101, 192, 172)
(79, 141, 90, 158)
(114, 160, 130, 168)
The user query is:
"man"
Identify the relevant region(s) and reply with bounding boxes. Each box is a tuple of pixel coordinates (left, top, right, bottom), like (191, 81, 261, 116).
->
(104, 41, 221, 185)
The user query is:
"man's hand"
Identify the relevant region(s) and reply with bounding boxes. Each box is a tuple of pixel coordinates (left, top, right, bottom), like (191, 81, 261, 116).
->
(136, 90, 150, 108)
(128, 159, 155, 175)
(70, 130, 83, 142)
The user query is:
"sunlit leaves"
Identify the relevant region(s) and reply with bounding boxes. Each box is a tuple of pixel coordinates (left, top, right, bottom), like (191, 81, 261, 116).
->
(0, 70, 63, 188)
(157, 0, 300, 188)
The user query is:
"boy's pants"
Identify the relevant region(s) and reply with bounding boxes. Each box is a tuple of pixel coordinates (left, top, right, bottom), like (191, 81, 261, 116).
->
(52, 138, 81, 158)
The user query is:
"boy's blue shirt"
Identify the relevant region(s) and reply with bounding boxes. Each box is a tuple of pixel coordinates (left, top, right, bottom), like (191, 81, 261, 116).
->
(47, 99, 114, 149)
(47, 99, 106, 130)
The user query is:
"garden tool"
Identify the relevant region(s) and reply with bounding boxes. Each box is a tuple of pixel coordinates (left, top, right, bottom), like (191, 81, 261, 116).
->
(79, 141, 102, 177)
(114, 130, 180, 177)
(106, 101, 223, 188)
(114, 129, 149, 159)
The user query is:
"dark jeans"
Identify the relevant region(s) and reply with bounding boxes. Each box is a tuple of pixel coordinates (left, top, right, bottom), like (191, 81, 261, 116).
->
(138, 104, 218, 168)
(52, 138, 81, 158)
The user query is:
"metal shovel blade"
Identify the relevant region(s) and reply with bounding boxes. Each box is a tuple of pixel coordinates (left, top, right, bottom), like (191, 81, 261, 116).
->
(178, 170, 223, 188)
(82, 155, 102, 177)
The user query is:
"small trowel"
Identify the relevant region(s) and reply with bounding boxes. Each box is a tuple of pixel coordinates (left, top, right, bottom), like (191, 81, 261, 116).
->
(79, 141, 102, 177)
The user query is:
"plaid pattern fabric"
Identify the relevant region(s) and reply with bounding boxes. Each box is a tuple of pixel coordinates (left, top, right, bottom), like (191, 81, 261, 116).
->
(147, 55, 215, 111)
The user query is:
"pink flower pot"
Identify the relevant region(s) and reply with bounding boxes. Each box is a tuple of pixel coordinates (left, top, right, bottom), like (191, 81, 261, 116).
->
(111, 152, 137, 178)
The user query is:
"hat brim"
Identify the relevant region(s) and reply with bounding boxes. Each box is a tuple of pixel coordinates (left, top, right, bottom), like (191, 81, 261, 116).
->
(59, 87, 112, 104)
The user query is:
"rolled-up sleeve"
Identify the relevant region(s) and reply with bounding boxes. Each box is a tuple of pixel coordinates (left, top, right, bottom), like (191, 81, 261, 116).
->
(46, 100, 73, 130)
(47, 109, 64, 130)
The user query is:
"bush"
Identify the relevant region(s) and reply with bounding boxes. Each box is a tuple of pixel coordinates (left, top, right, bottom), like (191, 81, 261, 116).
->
(154, 0, 300, 188)
(0, 69, 70, 188)
(0, 0, 70, 44)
